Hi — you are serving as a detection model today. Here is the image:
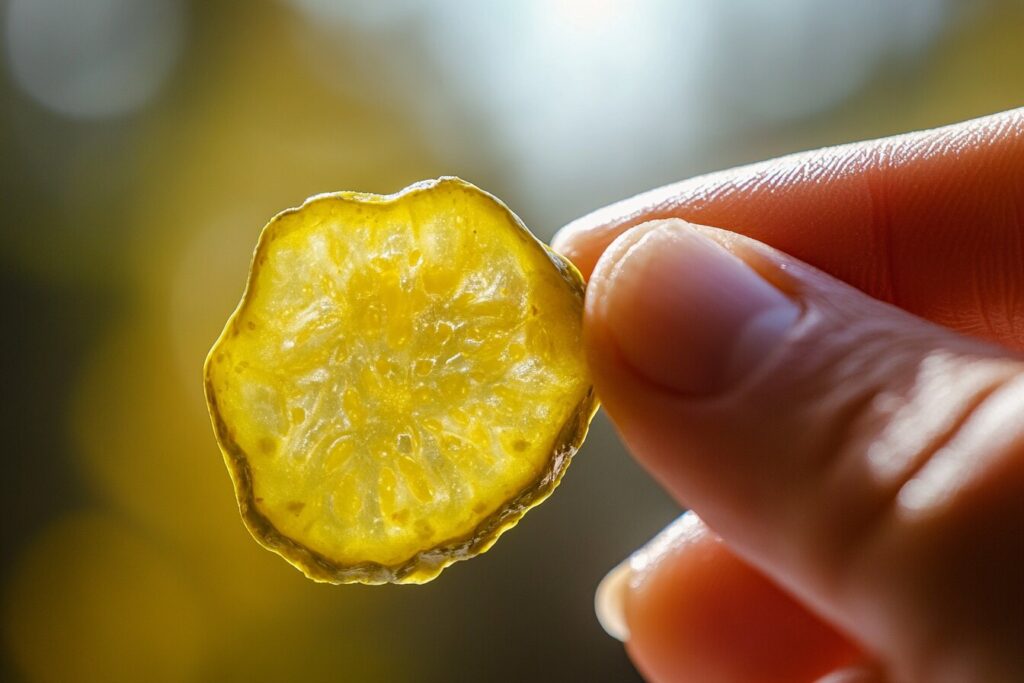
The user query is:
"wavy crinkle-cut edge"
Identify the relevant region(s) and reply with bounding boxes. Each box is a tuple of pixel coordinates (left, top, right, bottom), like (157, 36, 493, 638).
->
(203, 177, 597, 584)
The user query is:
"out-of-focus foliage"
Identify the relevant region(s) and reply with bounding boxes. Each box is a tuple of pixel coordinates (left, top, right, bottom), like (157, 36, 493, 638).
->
(3, 1, 1023, 681)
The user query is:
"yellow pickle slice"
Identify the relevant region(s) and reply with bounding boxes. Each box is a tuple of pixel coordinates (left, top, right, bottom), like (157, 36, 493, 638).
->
(204, 177, 597, 584)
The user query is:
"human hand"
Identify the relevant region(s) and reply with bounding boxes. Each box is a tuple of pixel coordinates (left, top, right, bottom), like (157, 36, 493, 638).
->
(553, 109, 1024, 683)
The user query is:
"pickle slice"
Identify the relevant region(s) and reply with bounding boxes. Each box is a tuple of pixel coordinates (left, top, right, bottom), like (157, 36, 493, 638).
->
(205, 177, 596, 584)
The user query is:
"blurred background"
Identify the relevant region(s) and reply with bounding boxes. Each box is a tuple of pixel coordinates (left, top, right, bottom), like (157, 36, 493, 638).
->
(2, 1, 1023, 681)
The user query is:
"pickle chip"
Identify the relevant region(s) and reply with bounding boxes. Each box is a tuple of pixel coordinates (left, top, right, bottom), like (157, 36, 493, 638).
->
(204, 177, 596, 584)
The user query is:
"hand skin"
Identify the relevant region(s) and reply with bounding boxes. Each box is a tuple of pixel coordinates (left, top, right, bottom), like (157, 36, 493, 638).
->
(554, 108, 1024, 683)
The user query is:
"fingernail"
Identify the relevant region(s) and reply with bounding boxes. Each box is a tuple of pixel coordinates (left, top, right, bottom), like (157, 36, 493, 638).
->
(595, 560, 632, 642)
(595, 220, 799, 395)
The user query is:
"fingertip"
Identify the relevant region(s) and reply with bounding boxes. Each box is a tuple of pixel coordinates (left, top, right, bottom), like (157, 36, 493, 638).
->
(611, 514, 860, 683)
(595, 560, 632, 642)
(584, 213, 1024, 682)
(552, 213, 639, 282)
(591, 219, 801, 402)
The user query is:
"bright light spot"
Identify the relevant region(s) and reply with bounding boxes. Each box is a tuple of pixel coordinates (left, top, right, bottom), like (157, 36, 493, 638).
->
(4, 0, 185, 119)
(283, 0, 954, 217)
(628, 510, 705, 576)
(548, 0, 626, 34)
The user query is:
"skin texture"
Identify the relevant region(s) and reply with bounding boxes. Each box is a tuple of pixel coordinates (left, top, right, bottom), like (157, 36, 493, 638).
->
(554, 108, 1024, 683)
(557, 109, 1024, 345)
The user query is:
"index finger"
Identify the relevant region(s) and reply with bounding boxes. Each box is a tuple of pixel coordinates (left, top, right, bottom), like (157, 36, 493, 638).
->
(553, 108, 1024, 348)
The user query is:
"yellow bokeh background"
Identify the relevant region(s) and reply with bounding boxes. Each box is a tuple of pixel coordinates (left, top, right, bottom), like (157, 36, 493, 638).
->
(3, 1, 1023, 681)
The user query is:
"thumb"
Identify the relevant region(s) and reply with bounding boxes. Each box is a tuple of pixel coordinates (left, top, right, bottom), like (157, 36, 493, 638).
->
(586, 219, 1024, 683)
